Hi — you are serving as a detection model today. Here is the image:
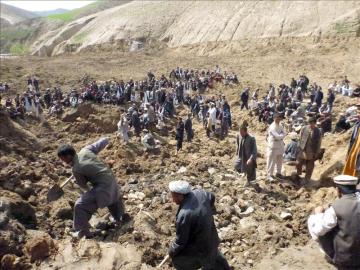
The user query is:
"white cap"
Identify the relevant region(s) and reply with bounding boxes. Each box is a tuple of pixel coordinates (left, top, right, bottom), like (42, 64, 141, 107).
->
(169, 180, 191, 194)
(333, 175, 358, 186)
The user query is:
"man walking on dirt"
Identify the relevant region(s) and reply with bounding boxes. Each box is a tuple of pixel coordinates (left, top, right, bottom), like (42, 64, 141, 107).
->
(184, 113, 194, 142)
(234, 124, 257, 184)
(57, 137, 126, 238)
(296, 117, 322, 182)
(168, 180, 230, 270)
(176, 117, 185, 154)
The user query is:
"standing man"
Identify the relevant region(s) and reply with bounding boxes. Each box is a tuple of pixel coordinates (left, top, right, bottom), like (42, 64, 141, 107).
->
(176, 117, 185, 154)
(307, 175, 360, 269)
(208, 103, 217, 133)
(296, 117, 322, 182)
(266, 113, 286, 181)
(57, 137, 126, 238)
(327, 88, 335, 113)
(168, 180, 230, 270)
(234, 124, 257, 184)
(184, 113, 193, 142)
(240, 88, 250, 110)
(117, 109, 129, 144)
(314, 87, 324, 108)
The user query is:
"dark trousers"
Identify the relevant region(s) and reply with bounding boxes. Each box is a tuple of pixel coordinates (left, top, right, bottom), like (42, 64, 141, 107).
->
(296, 158, 315, 180)
(176, 139, 183, 151)
(241, 102, 249, 110)
(172, 249, 230, 270)
(234, 158, 256, 182)
(74, 189, 125, 231)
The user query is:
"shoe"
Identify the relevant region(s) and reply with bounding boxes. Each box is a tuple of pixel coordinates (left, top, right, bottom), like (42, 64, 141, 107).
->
(267, 176, 275, 182)
(275, 173, 284, 179)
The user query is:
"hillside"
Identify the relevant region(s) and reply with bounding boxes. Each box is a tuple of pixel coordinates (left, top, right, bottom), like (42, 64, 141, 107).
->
(0, 0, 131, 55)
(31, 0, 360, 56)
(33, 9, 69, 17)
(0, 2, 37, 25)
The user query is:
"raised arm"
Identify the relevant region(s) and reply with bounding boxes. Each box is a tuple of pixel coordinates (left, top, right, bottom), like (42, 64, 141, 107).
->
(84, 137, 109, 154)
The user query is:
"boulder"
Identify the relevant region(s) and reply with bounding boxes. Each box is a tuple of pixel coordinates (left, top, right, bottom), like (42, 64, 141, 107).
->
(23, 230, 56, 263)
(50, 199, 73, 220)
(0, 190, 37, 228)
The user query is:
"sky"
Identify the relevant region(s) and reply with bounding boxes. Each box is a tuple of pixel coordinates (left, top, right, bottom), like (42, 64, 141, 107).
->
(2, 1, 95, 11)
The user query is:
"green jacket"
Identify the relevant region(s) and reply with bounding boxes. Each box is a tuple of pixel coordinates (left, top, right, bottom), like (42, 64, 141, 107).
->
(72, 137, 119, 208)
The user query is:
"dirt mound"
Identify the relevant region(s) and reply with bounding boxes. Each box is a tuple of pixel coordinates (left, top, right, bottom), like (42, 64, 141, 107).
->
(40, 238, 143, 270)
(31, 1, 360, 56)
(0, 110, 41, 157)
(254, 240, 335, 270)
(61, 103, 119, 134)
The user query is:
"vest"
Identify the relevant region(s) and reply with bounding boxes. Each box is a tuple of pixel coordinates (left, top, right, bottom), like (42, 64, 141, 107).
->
(332, 194, 360, 267)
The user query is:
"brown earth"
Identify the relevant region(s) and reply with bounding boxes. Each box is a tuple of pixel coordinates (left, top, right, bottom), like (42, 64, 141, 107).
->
(0, 38, 358, 269)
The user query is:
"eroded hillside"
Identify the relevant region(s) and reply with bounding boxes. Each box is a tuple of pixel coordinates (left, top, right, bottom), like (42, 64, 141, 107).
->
(31, 0, 360, 56)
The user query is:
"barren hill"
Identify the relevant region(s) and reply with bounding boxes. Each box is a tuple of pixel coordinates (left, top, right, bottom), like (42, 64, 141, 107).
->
(0, 2, 37, 25)
(32, 0, 360, 56)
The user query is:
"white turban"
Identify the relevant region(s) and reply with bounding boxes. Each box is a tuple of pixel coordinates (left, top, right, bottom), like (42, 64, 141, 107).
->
(169, 180, 191, 194)
(333, 175, 358, 186)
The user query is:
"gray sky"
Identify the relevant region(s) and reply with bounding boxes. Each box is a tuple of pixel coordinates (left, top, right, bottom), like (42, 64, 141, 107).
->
(2, 1, 95, 11)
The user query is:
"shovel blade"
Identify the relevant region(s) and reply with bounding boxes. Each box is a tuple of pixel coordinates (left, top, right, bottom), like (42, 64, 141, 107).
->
(47, 184, 64, 202)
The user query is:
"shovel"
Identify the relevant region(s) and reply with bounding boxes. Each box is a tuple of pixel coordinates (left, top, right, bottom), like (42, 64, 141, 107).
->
(47, 175, 74, 203)
(157, 255, 169, 268)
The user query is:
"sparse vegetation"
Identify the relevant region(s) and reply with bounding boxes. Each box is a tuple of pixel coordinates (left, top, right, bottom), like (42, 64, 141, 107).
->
(333, 21, 358, 34)
(0, 28, 32, 40)
(72, 32, 88, 44)
(9, 43, 29, 55)
(46, 0, 123, 22)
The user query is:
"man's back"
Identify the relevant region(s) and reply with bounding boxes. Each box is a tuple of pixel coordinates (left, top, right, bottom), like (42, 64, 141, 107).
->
(332, 194, 360, 267)
(73, 143, 114, 188)
(175, 190, 219, 256)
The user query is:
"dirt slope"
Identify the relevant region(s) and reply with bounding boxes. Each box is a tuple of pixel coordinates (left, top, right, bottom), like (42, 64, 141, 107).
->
(31, 0, 360, 56)
(0, 3, 37, 25)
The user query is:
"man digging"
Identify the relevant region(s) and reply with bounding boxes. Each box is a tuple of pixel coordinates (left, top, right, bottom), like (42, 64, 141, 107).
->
(57, 137, 127, 238)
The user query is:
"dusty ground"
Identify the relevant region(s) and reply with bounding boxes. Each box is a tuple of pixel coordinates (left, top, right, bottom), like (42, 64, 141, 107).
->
(0, 40, 358, 269)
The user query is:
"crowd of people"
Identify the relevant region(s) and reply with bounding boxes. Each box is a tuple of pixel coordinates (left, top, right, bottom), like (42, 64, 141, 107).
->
(1, 67, 359, 270)
(234, 74, 359, 184)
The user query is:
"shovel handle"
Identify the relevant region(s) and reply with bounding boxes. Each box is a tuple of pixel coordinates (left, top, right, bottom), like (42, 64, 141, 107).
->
(157, 255, 170, 268)
(60, 175, 75, 189)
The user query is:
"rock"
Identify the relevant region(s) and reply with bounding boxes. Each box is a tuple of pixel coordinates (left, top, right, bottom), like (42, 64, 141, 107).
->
(280, 212, 293, 220)
(224, 174, 236, 179)
(218, 226, 232, 239)
(0, 190, 37, 228)
(128, 192, 146, 201)
(208, 167, 216, 175)
(177, 166, 187, 174)
(247, 259, 254, 265)
(160, 224, 171, 236)
(50, 199, 73, 220)
(238, 206, 255, 217)
(128, 178, 138, 184)
(23, 230, 56, 262)
(219, 195, 234, 205)
(239, 217, 258, 229)
(1, 254, 16, 270)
